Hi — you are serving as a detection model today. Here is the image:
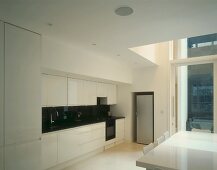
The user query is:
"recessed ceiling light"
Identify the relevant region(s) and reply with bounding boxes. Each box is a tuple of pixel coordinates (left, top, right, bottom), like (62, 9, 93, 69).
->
(115, 6, 134, 16)
(92, 43, 96, 46)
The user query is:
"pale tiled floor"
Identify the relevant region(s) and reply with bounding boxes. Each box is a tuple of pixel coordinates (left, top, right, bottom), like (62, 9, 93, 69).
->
(63, 143, 145, 170)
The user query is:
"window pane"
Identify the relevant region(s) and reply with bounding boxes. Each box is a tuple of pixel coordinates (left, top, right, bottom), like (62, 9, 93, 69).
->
(187, 33, 217, 58)
(186, 63, 213, 132)
(173, 33, 217, 59)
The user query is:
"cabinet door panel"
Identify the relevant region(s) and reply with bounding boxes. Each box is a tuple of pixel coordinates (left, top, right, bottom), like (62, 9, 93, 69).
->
(58, 129, 78, 163)
(0, 21, 4, 149)
(75, 125, 92, 144)
(68, 79, 83, 106)
(83, 81, 97, 105)
(0, 146, 3, 170)
(91, 128, 105, 140)
(80, 138, 105, 155)
(91, 122, 105, 130)
(97, 83, 107, 97)
(116, 119, 125, 141)
(46, 75, 67, 106)
(42, 133, 57, 170)
(41, 75, 48, 107)
(5, 23, 41, 145)
(5, 140, 41, 170)
(107, 84, 117, 105)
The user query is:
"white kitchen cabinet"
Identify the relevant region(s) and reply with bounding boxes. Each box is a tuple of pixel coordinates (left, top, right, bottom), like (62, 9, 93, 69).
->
(0, 21, 3, 170)
(107, 84, 117, 105)
(5, 23, 41, 145)
(97, 83, 117, 105)
(44, 74, 67, 107)
(5, 140, 41, 170)
(58, 122, 105, 164)
(0, 147, 3, 170)
(83, 80, 97, 105)
(68, 80, 97, 106)
(75, 125, 92, 145)
(97, 82, 108, 97)
(41, 75, 48, 107)
(42, 133, 58, 170)
(0, 21, 4, 151)
(68, 78, 84, 106)
(116, 118, 125, 144)
(58, 128, 78, 163)
(80, 138, 105, 155)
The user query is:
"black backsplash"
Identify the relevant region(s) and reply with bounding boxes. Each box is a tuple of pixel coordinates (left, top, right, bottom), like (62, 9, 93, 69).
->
(42, 105, 110, 128)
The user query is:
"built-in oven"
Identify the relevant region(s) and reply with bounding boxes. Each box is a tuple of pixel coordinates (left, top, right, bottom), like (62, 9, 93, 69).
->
(106, 118, 116, 141)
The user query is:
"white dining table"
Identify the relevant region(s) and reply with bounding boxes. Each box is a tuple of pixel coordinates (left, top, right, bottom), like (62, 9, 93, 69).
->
(136, 131, 217, 170)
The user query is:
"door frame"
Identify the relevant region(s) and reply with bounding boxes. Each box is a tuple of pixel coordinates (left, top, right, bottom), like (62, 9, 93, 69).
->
(134, 91, 154, 144)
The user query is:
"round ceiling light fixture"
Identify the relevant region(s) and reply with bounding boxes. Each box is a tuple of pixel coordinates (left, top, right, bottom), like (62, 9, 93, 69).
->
(115, 6, 134, 16)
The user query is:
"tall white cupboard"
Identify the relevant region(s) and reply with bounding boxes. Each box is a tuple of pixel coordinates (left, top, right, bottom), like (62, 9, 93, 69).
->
(1, 22, 41, 170)
(0, 21, 4, 170)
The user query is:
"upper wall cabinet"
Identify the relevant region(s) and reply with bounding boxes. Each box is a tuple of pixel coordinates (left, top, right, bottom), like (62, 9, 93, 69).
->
(41, 75, 48, 107)
(43, 76, 116, 106)
(0, 21, 4, 170)
(68, 78, 84, 106)
(68, 79, 97, 106)
(4, 23, 41, 145)
(107, 84, 117, 105)
(42, 74, 67, 107)
(97, 83, 108, 97)
(96, 83, 117, 104)
(83, 81, 97, 105)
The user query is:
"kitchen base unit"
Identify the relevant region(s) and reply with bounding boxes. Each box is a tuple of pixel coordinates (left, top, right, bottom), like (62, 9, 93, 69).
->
(4, 140, 41, 170)
(42, 122, 105, 170)
(104, 118, 125, 150)
(0, 146, 3, 170)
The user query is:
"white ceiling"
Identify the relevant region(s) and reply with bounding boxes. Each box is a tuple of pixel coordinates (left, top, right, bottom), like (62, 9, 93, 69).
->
(0, 0, 217, 68)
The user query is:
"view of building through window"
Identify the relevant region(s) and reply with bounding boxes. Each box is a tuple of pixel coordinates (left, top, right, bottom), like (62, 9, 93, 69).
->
(186, 33, 215, 133)
(187, 33, 217, 57)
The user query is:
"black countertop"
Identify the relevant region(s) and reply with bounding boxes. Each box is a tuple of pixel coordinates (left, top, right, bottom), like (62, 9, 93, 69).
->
(42, 116, 125, 133)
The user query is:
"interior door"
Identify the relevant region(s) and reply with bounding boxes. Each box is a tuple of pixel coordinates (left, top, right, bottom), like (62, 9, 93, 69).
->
(136, 94, 154, 144)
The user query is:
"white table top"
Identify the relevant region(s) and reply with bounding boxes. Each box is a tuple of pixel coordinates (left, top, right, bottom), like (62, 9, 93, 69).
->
(136, 131, 217, 170)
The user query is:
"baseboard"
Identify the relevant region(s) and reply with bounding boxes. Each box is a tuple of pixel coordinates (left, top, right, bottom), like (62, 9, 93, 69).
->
(104, 139, 125, 150)
(47, 147, 104, 170)
(104, 143, 115, 150)
(115, 139, 124, 145)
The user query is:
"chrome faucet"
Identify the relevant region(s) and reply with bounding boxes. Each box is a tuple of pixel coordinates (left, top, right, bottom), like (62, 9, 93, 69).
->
(77, 112, 82, 119)
(50, 113, 54, 124)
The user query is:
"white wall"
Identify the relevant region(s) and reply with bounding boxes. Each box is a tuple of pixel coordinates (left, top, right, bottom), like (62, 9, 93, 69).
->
(111, 42, 170, 142)
(42, 36, 133, 84)
(132, 42, 170, 140)
(110, 84, 134, 142)
(129, 44, 159, 65)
